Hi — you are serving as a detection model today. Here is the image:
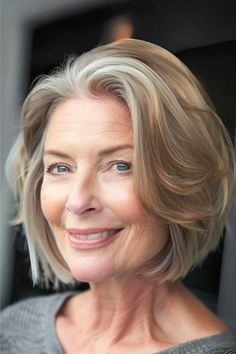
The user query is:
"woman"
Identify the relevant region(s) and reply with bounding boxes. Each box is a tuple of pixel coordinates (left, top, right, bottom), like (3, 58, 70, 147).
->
(1, 39, 236, 353)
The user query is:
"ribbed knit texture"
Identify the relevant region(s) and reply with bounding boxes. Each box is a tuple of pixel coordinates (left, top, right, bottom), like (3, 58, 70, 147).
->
(1, 292, 236, 353)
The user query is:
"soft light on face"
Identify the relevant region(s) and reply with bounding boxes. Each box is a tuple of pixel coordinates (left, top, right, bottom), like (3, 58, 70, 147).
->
(40, 96, 169, 283)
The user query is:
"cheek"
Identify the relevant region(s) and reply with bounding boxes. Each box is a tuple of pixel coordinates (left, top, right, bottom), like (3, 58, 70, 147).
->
(102, 179, 143, 223)
(40, 182, 66, 224)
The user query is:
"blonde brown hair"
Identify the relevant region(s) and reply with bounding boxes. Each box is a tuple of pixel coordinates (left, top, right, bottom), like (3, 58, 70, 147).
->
(6, 39, 235, 286)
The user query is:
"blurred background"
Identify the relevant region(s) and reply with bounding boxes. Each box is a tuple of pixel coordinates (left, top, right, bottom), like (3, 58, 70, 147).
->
(1, 0, 236, 332)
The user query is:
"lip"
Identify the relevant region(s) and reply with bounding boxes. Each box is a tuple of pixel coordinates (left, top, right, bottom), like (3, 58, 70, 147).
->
(67, 228, 123, 249)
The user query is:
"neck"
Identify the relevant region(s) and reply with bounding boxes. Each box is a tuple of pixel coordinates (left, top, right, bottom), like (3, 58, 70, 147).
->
(74, 276, 177, 346)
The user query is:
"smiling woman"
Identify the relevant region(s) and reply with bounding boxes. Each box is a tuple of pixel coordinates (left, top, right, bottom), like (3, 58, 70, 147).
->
(1, 39, 236, 354)
(40, 96, 169, 283)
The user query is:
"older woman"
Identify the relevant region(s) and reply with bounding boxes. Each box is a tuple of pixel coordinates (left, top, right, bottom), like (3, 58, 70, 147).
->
(1, 39, 236, 353)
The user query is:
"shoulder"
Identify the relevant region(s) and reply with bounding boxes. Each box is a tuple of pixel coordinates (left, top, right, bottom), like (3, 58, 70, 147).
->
(0, 292, 71, 354)
(162, 284, 236, 353)
(1, 292, 63, 327)
(205, 331, 236, 353)
(1, 295, 45, 329)
(157, 332, 236, 354)
(176, 331, 236, 354)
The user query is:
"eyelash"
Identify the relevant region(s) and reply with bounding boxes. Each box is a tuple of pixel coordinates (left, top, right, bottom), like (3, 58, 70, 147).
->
(45, 161, 132, 176)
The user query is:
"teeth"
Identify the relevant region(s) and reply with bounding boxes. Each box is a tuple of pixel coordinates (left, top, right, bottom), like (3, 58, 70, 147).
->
(73, 229, 119, 240)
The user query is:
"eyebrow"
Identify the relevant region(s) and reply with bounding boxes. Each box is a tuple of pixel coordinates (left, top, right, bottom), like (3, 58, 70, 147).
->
(43, 144, 133, 159)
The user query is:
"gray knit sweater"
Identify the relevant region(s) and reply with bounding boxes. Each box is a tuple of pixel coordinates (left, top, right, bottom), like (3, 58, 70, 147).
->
(1, 292, 236, 354)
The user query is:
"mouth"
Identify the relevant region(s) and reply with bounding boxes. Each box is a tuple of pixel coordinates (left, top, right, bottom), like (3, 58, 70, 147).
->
(67, 228, 123, 249)
(68, 228, 123, 240)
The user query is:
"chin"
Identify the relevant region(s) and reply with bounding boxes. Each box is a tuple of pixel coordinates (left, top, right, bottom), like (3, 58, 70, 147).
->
(66, 257, 118, 283)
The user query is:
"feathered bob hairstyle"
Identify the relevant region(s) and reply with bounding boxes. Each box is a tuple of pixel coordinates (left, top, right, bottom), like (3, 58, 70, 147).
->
(6, 39, 235, 287)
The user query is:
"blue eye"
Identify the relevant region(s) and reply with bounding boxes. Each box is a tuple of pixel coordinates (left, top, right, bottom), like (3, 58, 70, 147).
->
(46, 163, 70, 174)
(115, 162, 131, 172)
(56, 165, 69, 173)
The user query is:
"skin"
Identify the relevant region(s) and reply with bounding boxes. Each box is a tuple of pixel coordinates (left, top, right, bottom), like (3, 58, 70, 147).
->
(40, 96, 228, 354)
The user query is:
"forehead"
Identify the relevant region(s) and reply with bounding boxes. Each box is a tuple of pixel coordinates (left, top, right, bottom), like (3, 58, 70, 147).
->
(44, 96, 133, 146)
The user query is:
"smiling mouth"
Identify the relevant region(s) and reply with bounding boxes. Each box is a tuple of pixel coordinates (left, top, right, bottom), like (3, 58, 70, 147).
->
(68, 229, 123, 240)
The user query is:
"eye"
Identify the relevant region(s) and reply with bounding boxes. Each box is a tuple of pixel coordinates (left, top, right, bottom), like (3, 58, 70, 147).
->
(45, 163, 71, 175)
(113, 161, 132, 173)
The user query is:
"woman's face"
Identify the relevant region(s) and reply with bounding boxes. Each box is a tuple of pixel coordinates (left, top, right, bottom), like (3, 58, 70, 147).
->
(41, 96, 169, 282)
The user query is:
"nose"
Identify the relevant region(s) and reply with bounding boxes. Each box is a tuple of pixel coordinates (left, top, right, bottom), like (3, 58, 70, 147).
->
(65, 173, 102, 215)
